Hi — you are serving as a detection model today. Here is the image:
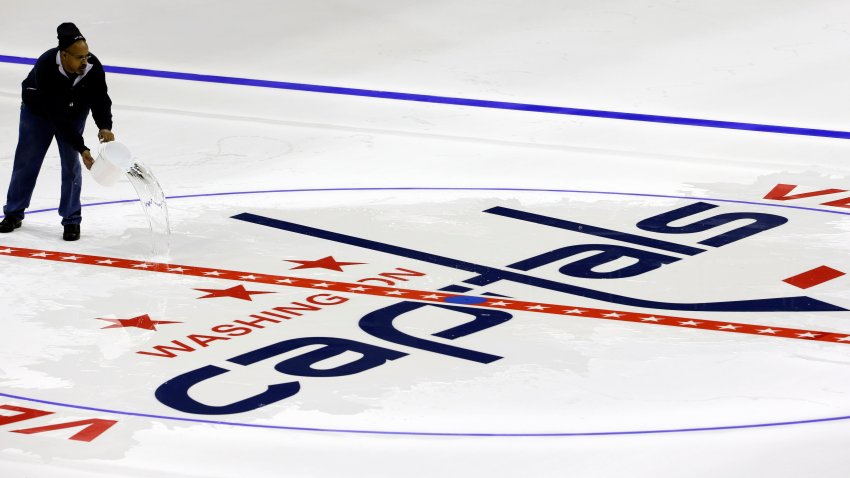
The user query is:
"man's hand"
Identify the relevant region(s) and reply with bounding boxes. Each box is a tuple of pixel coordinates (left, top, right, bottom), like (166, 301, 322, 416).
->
(82, 150, 94, 170)
(98, 129, 115, 143)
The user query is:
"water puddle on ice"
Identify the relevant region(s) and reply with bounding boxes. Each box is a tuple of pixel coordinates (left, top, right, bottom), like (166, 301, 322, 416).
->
(126, 160, 171, 260)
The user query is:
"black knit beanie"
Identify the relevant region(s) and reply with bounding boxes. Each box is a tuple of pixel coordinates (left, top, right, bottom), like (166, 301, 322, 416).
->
(57, 22, 85, 50)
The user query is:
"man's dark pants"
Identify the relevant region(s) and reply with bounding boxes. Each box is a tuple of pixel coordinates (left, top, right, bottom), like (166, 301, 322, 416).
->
(3, 104, 87, 225)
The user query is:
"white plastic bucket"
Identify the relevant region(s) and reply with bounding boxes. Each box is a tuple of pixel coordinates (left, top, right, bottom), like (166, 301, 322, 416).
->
(90, 142, 133, 186)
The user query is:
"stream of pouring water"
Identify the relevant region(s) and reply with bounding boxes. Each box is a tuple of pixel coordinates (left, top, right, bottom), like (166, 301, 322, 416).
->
(125, 161, 171, 260)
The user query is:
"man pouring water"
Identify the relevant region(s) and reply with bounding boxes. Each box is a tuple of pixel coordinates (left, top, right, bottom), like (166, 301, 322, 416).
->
(0, 22, 115, 241)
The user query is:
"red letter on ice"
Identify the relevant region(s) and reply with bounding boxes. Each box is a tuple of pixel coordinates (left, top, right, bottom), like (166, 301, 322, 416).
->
(11, 418, 118, 442)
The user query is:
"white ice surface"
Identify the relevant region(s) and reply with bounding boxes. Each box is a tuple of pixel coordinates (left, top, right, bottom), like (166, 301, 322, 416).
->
(1, 2, 850, 477)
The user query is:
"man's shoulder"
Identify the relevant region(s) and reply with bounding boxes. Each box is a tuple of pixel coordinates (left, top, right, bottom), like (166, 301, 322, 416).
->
(30, 48, 59, 74)
(35, 47, 59, 63)
(87, 53, 105, 71)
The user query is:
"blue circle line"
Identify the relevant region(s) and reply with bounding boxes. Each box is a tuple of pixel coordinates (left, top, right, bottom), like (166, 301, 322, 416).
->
(2, 186, 850, 220)
(2, 186, 850, 437)
(1, 54, 849, 140)
(2, 391, 850, 437)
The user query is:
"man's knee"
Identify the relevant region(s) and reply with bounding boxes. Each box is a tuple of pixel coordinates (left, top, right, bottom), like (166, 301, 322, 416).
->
(61, 158, 82, 182)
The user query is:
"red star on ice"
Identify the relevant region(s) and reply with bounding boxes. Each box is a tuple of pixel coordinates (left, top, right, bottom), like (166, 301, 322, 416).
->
(194, 284, 276, 301)
(97, 314, 181, 330)
(286, 256, 365, 272)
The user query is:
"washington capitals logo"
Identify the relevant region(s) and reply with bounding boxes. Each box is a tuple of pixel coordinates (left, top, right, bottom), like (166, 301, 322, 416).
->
(1, 183, 848, 426)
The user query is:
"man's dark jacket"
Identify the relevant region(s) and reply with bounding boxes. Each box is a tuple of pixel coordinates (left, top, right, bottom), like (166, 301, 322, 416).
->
(21, 47, 112, 153)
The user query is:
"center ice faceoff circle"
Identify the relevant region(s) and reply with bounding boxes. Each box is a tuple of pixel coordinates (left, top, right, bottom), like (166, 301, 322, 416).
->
(2, 187, 850, 436)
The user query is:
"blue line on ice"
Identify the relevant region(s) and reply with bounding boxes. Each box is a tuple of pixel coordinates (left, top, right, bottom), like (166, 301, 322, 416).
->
(1, 54, 848, 140)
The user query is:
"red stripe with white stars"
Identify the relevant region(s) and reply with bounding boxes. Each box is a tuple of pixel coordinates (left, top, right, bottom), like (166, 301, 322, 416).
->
(2, 244, 849, 345)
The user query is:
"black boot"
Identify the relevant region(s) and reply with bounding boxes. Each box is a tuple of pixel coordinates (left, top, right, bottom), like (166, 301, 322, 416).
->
(0, 218, 22, 233)
(63, 224, 80, 241)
